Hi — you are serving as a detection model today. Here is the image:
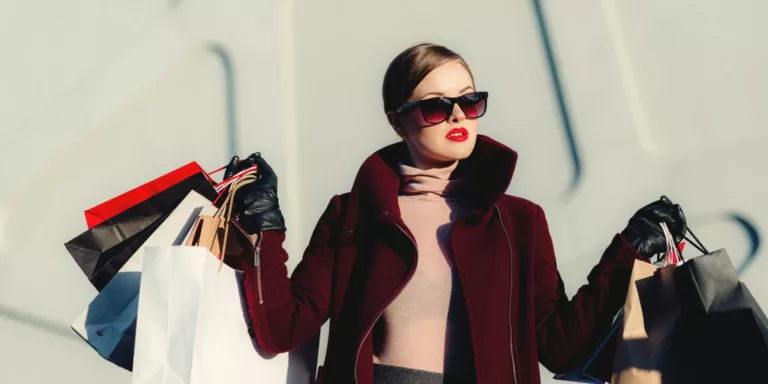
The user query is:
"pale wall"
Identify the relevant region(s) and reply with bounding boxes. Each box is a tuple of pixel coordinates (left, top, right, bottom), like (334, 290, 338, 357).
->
(1, 1, 766, 383)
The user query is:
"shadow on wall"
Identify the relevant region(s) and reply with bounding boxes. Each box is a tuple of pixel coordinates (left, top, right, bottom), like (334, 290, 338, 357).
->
(531, 0, 582, 198)
(529, 0, 763, 271)
(0, 304, 82, 342)
(717, 213, 760, 274)
(208, 43, 238, 158)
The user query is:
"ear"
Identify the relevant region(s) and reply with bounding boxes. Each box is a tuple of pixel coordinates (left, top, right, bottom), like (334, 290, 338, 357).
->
(386, 112, 405, 137)
(386, 111, 400, 127)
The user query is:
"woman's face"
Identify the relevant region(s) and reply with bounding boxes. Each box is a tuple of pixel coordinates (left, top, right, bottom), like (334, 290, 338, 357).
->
(389, 60, 479, 169)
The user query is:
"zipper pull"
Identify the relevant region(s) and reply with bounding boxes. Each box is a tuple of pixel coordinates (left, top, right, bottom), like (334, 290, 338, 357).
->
(254, 240, 262, 268)
(254, 233, 265, 304)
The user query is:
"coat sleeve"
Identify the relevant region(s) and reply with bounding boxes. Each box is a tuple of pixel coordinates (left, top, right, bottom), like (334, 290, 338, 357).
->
(239, 195, 343, 354)
(532, 204, 643, 373)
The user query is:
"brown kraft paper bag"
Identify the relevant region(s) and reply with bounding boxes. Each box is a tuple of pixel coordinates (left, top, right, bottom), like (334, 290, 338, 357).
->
(185, 174, 256, 269)
(611, 256, 680, 383)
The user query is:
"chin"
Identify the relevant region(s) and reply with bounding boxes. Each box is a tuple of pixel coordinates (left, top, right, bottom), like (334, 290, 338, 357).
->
(441, 145, 474, 162)
(451, 137, 477, 159)
(455, 149, 474, 160)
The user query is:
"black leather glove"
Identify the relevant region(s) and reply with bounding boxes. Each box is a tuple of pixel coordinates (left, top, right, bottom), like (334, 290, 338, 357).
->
(223, 153, 286, 234)
(621, 195, 687, 259)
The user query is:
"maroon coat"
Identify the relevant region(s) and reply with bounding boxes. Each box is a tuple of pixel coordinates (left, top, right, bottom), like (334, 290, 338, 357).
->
(239, 135, 643, 384)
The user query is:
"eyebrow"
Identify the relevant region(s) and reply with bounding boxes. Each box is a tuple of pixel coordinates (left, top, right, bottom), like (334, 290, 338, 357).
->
(420, 86, 475, 99)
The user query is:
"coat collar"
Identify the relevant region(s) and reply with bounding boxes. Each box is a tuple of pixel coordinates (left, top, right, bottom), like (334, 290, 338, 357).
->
(348, 134, 518, 224)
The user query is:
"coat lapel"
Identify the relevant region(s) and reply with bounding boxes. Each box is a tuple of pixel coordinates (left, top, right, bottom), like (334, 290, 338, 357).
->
(449, 208, 517, 381)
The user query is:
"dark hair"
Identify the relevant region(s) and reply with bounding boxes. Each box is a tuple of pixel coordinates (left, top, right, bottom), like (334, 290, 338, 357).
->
(382, 43, 474, 113)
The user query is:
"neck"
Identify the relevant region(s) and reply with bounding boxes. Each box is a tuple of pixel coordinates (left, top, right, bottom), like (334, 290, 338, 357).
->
(406, 154, 458, 171)
(399, 161, 467, 198)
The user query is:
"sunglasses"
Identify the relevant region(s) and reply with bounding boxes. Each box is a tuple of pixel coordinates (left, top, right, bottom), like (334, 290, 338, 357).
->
(395, 91, 489, 124)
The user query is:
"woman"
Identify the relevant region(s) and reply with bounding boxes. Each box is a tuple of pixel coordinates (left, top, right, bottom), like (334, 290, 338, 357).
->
(222, 43, 686, 384)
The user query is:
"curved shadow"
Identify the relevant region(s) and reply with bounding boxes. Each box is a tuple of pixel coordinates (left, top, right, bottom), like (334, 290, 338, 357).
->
(207, 43, 239, 157)
(681, 212, 760, 276)
(531, 0, 583, 197)
(728, 213, 761, 275)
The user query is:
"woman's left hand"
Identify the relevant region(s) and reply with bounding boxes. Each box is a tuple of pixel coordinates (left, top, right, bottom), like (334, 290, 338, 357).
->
(223, 153, 286, 234)
(620, 195, 687, 259)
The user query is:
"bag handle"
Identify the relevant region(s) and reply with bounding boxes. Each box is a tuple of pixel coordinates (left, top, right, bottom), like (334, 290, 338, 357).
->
(659, 222, 711, 262)
(660, 222, 684, 265)
(683, 225, 709, 255)
(206, 163, 260, 194)
(211, 173, 258, 271)
(213, 165, 259, 193)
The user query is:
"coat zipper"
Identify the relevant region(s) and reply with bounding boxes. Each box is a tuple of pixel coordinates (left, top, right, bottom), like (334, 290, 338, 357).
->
(354, 223, 417, 384)
(494, 205, 519, 384)
(253, 234, 265, 304)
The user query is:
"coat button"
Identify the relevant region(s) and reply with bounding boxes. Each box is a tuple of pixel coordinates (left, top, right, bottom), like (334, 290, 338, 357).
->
(382, 209, 389, 216)
(345, 228, 354, 234)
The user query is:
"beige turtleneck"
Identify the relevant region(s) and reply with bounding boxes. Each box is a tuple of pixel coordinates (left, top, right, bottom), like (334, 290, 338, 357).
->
(372, 161, 475, 378)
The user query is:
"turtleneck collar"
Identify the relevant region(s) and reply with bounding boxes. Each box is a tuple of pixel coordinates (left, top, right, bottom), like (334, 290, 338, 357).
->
(398, 161, 468, 199)
(345, 135, 518, 225)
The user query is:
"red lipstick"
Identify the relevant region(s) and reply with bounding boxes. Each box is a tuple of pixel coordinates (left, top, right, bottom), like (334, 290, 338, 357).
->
(446, 127, 468, 142)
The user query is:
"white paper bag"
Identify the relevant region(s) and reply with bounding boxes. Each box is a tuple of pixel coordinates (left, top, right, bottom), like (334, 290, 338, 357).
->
(71, 190, 217, 368)
(133, 245, 290, 384)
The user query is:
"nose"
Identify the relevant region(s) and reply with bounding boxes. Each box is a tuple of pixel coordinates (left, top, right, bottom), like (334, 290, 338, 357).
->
(449, 103, 466, 123)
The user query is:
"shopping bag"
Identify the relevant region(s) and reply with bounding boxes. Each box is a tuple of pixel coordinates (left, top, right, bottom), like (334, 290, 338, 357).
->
(666, 247, 768, 383)
(610, 260, 678, 383)
(70, 190, 217, 370)
(65, 172, 217, 290)
(554, 242, 688, 383)
(184, 206, 248, 268)
(133, 175, 291, 384)
(85, 162, 212, 228)
(185, 174, 258, 269)
(133, 246, 289, 384)
(611, 224, 681, 384)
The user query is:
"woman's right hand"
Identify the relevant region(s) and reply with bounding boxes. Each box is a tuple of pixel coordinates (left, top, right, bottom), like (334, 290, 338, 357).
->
(223, 153, 286, 234)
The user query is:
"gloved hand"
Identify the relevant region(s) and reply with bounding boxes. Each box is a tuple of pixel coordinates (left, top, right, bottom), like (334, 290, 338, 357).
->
(620, 195, 686, 259)
(223, 153, 286, 234)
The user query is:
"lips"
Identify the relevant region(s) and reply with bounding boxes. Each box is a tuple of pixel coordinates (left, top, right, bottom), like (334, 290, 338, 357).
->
(446, 127, 468, 142)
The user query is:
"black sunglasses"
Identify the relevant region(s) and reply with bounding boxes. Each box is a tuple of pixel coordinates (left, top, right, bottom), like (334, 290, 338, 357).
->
(395, 91, 489, 124)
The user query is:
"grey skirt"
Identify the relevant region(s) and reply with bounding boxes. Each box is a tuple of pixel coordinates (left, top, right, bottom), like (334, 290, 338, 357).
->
(373, 364, 444, 384)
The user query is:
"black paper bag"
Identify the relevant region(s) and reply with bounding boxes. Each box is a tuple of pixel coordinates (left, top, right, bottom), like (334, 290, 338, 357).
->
(65, 172, 217, 290)
(666, 249, 768, 383)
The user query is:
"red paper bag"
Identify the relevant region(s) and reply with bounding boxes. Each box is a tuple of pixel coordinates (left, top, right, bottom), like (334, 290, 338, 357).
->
(84, 162, 213, 228)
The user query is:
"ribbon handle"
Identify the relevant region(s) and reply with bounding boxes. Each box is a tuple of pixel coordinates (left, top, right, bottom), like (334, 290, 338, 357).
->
(660, 222, 684, 265)
(209, 173, 258, 272)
